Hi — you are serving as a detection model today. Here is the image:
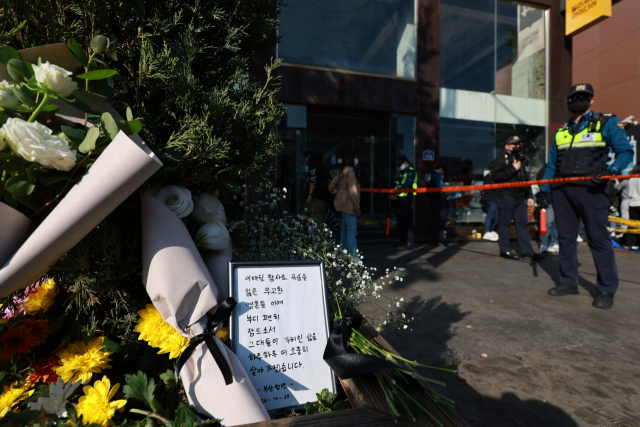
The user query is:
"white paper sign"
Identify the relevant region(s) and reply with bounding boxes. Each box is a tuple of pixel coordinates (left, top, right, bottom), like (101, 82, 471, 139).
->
(229, 261, 334, 411)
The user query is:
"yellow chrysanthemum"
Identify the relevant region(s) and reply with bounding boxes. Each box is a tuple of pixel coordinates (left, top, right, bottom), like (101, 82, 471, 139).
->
(55, 337, 112, 385)
(76, 376, 126, 427)
(0, 381, 33, 417)
(134, 305, 189, 359)
(215, 327, 229, 342)
(24, 279, 59, 315)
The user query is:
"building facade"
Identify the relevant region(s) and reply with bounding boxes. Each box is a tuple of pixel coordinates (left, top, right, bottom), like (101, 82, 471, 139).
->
(275, 0, 572, 236)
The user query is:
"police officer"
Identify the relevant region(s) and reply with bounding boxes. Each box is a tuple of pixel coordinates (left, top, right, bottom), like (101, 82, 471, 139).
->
(389, 155, 417, 249)
(491, 136, 542, 261)
(537, 84, 633, 309)
(427, 164, 448, 245)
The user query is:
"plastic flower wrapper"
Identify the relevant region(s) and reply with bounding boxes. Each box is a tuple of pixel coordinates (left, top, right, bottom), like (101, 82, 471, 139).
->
(140, 193, 269, 426)
(27, 377, 80, 417)
(0, 42, 163, 297)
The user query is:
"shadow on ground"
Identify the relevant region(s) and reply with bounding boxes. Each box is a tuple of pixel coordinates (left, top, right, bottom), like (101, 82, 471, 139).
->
(375, 294, 579, 427)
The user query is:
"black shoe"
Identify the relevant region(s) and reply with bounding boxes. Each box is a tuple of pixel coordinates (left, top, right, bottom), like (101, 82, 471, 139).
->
(398, 244, 416, 250)
(500, 251, 519, 260)
(521, 252, 545, 261)
(548, 285, 579, 296)
(593, 292, 614, 309)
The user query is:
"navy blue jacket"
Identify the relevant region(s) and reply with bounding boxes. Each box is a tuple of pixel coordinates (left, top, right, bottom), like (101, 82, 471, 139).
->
(540, 111, 634, 194)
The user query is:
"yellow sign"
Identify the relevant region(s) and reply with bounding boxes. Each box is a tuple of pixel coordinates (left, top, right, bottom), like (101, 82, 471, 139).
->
(566, 0, 612, 36)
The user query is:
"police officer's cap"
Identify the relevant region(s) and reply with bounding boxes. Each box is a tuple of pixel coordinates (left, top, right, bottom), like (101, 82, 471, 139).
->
(396, 154, 409, 167)
(505, 136, 522, 145)
(567, 83, 594, 98)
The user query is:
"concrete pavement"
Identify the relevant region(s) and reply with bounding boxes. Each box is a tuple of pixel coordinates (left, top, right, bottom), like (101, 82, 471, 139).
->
(358, 240, 640, 427)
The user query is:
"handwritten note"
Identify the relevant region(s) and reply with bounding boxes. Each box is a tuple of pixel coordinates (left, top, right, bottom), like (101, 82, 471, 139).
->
(230, 261, 334, 411)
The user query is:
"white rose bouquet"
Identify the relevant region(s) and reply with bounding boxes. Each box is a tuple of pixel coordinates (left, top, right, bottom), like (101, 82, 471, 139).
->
(0, 40, 162, 297)
(0, 37, 142, 220)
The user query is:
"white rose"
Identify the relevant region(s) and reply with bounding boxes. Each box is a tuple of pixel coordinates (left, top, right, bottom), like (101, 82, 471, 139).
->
(0, 80, 20, 110)
(195, 218, 231, 250)
(155, 185, 194, 218)
(32, 61, 78, 97)
(0, 129, 6, 152)
(2, 117, 77, 171)
(192, 193, 226, 224)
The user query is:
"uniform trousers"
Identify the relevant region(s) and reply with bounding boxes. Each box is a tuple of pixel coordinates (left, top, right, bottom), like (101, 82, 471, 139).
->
(551, 182, 619, 293)
(496, 195, 534, 254)
(396, 197, 414, 245)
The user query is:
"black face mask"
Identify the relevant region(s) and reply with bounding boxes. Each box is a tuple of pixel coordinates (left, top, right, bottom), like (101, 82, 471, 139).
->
(511, 145, 522, 154)
(568, 96, 592, 114)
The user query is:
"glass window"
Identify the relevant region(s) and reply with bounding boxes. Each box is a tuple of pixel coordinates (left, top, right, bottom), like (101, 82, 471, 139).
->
(439, 118, 545, 224)
(441, 0, 546, 99)
(279, 0, 416, 78)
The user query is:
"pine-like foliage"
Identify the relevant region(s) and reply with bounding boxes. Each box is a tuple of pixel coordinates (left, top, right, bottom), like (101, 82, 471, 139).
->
(1, 0, 284, 339)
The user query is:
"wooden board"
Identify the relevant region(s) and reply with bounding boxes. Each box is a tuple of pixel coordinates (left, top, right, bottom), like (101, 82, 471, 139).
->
(235, 317, 470, 427)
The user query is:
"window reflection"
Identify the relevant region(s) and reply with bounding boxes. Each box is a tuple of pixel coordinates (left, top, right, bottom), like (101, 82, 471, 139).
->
(279, 0, 416, 78)
(441, 0, 545, 99)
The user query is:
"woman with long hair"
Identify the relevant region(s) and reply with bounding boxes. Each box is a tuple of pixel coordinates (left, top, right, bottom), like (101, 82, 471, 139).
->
(623, 164, 640, 249)
(329, 150, 360, 256)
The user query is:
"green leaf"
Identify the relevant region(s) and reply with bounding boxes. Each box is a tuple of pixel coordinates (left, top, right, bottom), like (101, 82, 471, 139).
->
(14, 85, 37, 109)
(37, 172, 69, 186)
(123, 371, 156, 410)
(126, 107, 133, 121)
(105, 50, 118, 61)
(0, 410, 40, 425)
(7, 59, 34, 84)
(61, 125, 86, 144)
(79, 127, 100, 153)
(159, 370, 176, 390)
(101, 338, 121, 355)
(18, 103, 59, 118)
(117, 120, 142, 136)
(62, 95, 94, 114)
(84, 77, 114, 98)
(5, 175, 35, 197)
(0, 46, 20, 66)
(76, 69, 117, 80)
(100, 113, 119, 140)
(174, 405, 198, 427)
(67, 38, 89, 67)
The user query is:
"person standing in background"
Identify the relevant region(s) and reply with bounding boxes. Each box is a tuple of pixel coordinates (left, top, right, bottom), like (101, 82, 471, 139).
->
(304, 150, 332, 227)
(536, 83, 634, 309)
(618, 176, 631, 237)
(389, 155, 417, 250)
(491, 136, 543, 261)
(537, 164, 559, 253)
(330, 150, 360, 257)
(427, 164, 449, 245)
(622, 165, 640, 249)
(481, 163, 499, 242)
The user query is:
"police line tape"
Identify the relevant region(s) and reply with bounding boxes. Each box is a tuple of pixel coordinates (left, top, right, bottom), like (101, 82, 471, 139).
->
(360, 174, 640, 194)
(609, 216, 640, 230)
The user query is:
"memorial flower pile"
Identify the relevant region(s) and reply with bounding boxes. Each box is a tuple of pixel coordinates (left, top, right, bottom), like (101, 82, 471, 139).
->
(231, 187, 456, 424)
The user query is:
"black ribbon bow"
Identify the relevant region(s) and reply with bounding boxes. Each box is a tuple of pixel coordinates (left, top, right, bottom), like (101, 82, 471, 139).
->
(323, 313, 395, 379)
(175, 297, 237, 393)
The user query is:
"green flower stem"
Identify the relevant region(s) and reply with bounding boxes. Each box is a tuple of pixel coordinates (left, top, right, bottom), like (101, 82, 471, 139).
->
(395, 368, 447, 386)
(27, 92, 49, 122)
(129, 409, 170, 424)
(392, 378, 443, 427)
(83, 51, 97, 128)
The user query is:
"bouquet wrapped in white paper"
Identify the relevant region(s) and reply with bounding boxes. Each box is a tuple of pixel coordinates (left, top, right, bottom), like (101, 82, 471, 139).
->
(141, 193, 269, 425)
(0, 42, 162, 296)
